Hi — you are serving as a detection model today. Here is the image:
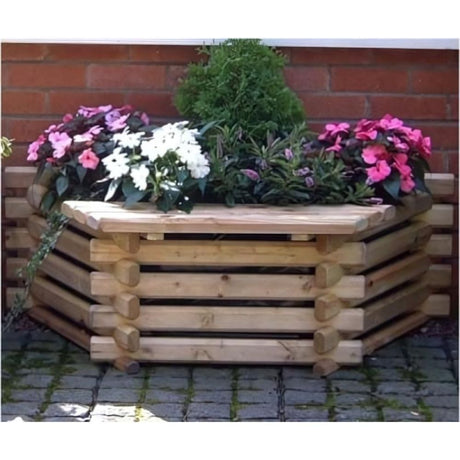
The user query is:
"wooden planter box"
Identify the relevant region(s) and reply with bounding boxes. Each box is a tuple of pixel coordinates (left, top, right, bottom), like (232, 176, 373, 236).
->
(3, 168, 455, 375)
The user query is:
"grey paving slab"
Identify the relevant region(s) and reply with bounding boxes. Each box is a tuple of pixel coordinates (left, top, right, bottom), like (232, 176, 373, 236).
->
(144, 389, 187, 404)
(376, 394, 418, 408)
(58, 376, 98, 389)
(42, 403, 90, 418)
(2, 415, 35, 422)
(148, 376, 189, 390)
(237, 368, 280, 380)
(9, 389, 47, 402)
(417, 382, 459, 396)
(238, 379, 278, 391)
(331, 380, 371, 393)
(423, 395, 459, 408)
(237, 404, 279, 420)
(416, 368, 457, 382)
(325, 368, 367, 381)
(365, 357, 408, 368)
(191, 390, 233, 403)
(193, 378, 232, 391)
(96, 388, 140, 403)
(25, 341, 64, 352)
(16, 374, 54, 388)
(371, 344, 405, 358)
(49, 389, 93, 405)
(64, 364, 102, 377)
(1, 402, 40, 417)
(284, 406, 329, 421)
(375, 381, 417, 394)
(15, 367, 57, 376)
(382, 408, 425, 421)
(431, 408, 459, 422)
(41, 417, 89, 422)
(373, 368, 409, 381)
(283, 378, 327, 391)
(186, 402, 230, 419)
(140, 403, 184, 419)
(90, 415, 137, 422)
(192, 368, 233, 379)
(237, 390, 278, 404)
(334, 407, 380, 421)
(91, 404, 137, 417)
(99, 376, 145, 389)
(407, 347, 447, 359)
(282, 367, 317, 379)
(335, 393, 373, 407)
(150, 366, 190, 379)
(284, 390, 327, 405)
(405, 337, 444, 348)
(409, 358, 451, 369)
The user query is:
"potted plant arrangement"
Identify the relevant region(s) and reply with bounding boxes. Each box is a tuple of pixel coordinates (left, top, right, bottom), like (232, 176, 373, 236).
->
(4, 39, 441, 375)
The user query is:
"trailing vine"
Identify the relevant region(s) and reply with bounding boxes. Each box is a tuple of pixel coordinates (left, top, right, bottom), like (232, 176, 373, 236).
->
(2, 211, 70, 332)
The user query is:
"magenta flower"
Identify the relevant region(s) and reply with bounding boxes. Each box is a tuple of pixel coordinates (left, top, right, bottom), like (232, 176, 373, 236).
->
(107, 114, 129, 132)
(362, 144, 389, 165)
(62, 113, 73, 123)
(78, 105, 112, 118)
(48, 131, 72, 159)
(354, 119, 378, 141)
(318, 122, 350, 141)
(366, 160, 391, 183)
(378, 114, 404, 131)
(27, 134, 46, 162)
(140, 112, 150, 126)
(78, 149, 100, 170)
(400, 174, 415, 193)
(241, 169, 260, 181)
(325, 135, 343, 153)
(418, 135, 432, 159)
(284, 148, 294, 160)
(388, 135, 410, 153)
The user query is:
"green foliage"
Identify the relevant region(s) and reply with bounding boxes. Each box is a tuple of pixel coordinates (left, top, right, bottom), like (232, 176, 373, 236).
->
(174, 39, 306, 143)
(1, 136, 14, 158)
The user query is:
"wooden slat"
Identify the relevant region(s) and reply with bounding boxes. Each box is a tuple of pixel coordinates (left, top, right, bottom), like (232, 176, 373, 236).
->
(421, 294, 451, 316)
(28, 306, 91, 351)
(90, 272, 366, 300)
(424, 173, 455, 197)
(426, 234, 453, 257)
(2, 166, 37, 189)
(364, 221, 432, 269)
(6, 287, 35, 310)
(363, 311, 429, 355)
(427, 264, 453, 288)
(5, 257, 27, 280)
(5, 228, 34, 249)
(89, 304, 364, 333)
(90, 336, 363, 365)
(30, 276, 91, 327)
(417, 204, 454, 228)
(4, 197, 34, 219)
(90, 238, 366, 267)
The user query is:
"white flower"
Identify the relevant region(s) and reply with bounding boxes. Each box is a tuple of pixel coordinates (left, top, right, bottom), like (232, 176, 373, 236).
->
(141, 138, 167, 161)
(113, 127, 143, 149)
(130, 164, 150, 191)
(186, 154, 210, 179)
(102, 150, 130, 179)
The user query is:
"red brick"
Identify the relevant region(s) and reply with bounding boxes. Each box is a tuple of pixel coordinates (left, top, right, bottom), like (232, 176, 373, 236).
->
(47, 44, 129, 61)
(48, 91, 125, 115)
(369, 95, 447, 120)
(448, 96, 458, 120)
(126, 93, 179, 117)
(372, 49, 458, 66)
(447, 152, 459, 175)
(276, 47, 292, 63)
(1, 43, 47, 61)
(291, 47, 373, 65)
(129, 45, 202, 63)
(299, 94, 367, 119)
(427, 152, 447, 173)
(331, 67, 408, 93)
(3, 118, 59, 143)
(2, 91, 47, 114)
(0, 144, 29, 167)
(417, 124, 458, 150)
(4, 63, 86, 88)
(166, 65, 188, 89)
(412, 69, 459, 94)
(87, 64, 166, 89)
(284, 67, 328, 91)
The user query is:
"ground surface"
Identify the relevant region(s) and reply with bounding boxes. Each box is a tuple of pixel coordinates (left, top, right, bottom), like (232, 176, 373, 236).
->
(1, 319, 458, 422)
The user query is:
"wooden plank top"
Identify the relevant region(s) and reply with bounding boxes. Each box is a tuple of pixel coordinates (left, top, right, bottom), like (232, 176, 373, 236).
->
(61, 200, 396, 235)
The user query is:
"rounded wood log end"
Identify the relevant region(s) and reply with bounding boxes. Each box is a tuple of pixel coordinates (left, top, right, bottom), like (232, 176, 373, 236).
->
(26, 184, 48, 211)
(113, 356, 140, 374)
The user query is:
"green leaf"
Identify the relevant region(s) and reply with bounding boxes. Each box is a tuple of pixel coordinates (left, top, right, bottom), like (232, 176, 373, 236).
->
(225, 192, 235, 207)
(124, 190, 146, 208)
(76, 165, 87, 183)
(105, 178, 121, 201)
(382, 171, 401, 200)
(176, 198, 193, 213)
(55, 175, 69, 196)
(40, 190, 57, 214)
(197, 178, 207, 196)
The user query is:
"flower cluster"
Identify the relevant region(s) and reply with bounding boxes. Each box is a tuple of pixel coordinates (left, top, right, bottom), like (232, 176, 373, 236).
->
(313, 114, 431, 200)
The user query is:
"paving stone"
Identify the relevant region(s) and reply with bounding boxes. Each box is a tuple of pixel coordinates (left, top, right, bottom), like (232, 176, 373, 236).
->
(285, 418, 328, 422)
(237, 404, 278, 420)
(191, 390, 233, 403)
(325, 368, 367, 381)
(63, 363, 102, 377)
(405, 337, 444, 348)
(237, 367, 280, 380)
(283, 378, 327, 392)
(236, 418, 281, 422)
(335, 393, 373, 406)
(41, 417, 89, 422)
(334, 407, 379, 421)
(66, 343, 87, 353)
(430, 408, 459, 422)
(97, 388, 140, 403)
(148, 377, 189, 390)
(99, 376, 145, 389)
(21, 352, 61, 366)
(284, 390, 327, 405)
(186, 402, 230, 419)
(65, 353, 96, 365)
(375, 381, 416, 394)
(141, 403, 184, 419)
(237, 390, 278, 404)
(50, 389, 93, 405)
(28, 331, 64, 343)
(453, 361, 458, 380)
(43, 403, 90, 418)
(331, 380, 370, 393)
(58, 376, 98, 389)
(382, 408, 425, 421)
(25, 341, 63, 352)
(238, 379, 277, 391)
(411, 358, 451, 369)
(365, 357, 408, 368)
(16, 374, 54, 388)
(10, 389, 47, 402)
(417, 382, 459, 396)
(144, 389, 187, 404)
(104, 368, 138, 379)
(90, 415, 137, 422)
(15, 367, 57, 376)
(416, 368, 456, 382)
(375, 395, 418, 408)
(2, 338, 27, 351)
(1, 402, 40, 417)
(407, 347, 447, 359)
(2, 415, 35, 422)
(423, 395, 459, 408)
(192, 368, 233, 379)
(193, 378, 231, 391)
(282, 367, 316, 379)
(91, 404, 137, 417)
(284, 406, 329, 421)
(187, 418, 230, 422)
(372, 368, 407, 381)
(150, 366, 190, 379)
(371, 344, 405, 358)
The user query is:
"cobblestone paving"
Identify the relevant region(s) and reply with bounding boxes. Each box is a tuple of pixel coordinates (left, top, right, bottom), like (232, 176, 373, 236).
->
(2, 329, 458, 422)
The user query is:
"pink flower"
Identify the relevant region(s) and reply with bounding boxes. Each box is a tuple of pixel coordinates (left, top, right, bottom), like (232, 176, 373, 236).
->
(74, 131, 94, 143)
(241, 169, 260, 181)
(389, 135, 410, 153)
(325, 135, 343, 153)
(418, 135, 432, 159)
(362, 144, 389, 165)
(78, 105, 112, 117)
(400, 175, 415, 193)
(49, 131, 72, 159)
(78, 149, 100, 170)
(27, 134, 46, 162)
(354, 119, 378, 141)
(119, 104, 133, 115)
(318, 122, 350, 141)
(366, 160, 392, 183)
(106, 113, 129, 132)
(45, 123, 63, 134)
(62, 113, 73, 123)
(140, 112, 150, 125)
(378, 114, 404, 131)
(284, 148, 294, 160)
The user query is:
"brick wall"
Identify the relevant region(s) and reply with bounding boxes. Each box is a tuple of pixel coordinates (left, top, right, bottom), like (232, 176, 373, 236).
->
(1, 43, 458, 174)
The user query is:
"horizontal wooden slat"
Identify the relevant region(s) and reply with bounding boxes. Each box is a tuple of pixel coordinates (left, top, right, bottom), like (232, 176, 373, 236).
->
(90, 238, 366, 267)
(4, 197, 34, 219)
(417, 204, 454, 228)
(5, 257, 27, 280)
(2, 166, 37, 189)
(424, 173, 455, 197)
(426, 234, 453, 257)
(6, 287, 34, 310)
(427, 264, 453, 288)
(421, 294, 451, 316)
(5, 227, 34, 249)
(91, 336, 363, 365)
(90, 272, 366, 300)
(89, 304, 365, 333)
